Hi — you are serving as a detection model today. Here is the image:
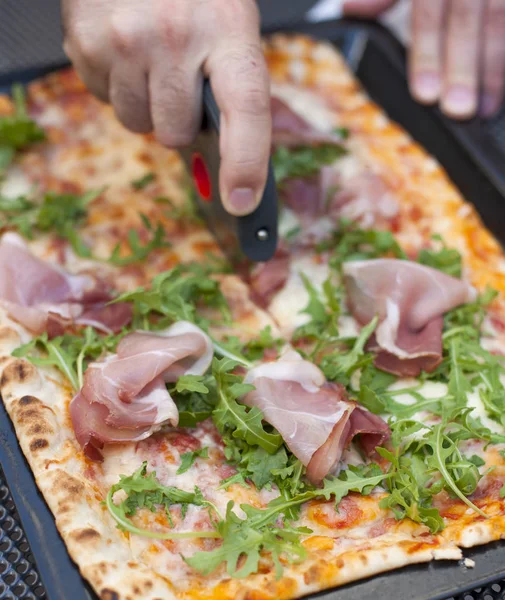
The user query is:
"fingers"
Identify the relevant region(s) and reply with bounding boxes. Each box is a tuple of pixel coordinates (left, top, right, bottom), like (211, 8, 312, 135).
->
(409, 0, 445, 105)
(481, 0, 505, 117)
(109, 65, 152, 133)
(343, 0, 399, 18)
(149, 64, 203, 147)
(208, 42, 271, 217)
(204, 8, 271, 217)
(441, 0, 485, 119)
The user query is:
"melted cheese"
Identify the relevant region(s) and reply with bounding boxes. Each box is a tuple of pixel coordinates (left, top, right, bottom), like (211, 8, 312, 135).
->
(0, 165, 32, 198)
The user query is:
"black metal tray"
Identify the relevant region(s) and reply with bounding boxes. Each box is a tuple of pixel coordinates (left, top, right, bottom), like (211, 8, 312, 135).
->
(2, 18, 505, 600)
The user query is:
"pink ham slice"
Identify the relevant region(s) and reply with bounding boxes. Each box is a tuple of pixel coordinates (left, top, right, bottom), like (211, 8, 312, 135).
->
(248, 248, 290, 308)
(271, 97, 345, 148)
(242, 350, 390, 484)
(70, 321, 213, 461)
(0, 232, 131, 335)
(343, 259, 478, 377)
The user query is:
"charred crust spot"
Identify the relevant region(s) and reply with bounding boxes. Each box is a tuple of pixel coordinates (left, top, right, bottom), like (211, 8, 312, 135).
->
(53, 472, 85, 500)
(144, 581, 153, 590)
(359, 553, 368, 565)
(16, 362, 27, 381)
(101, 590, 120, 600)
(19, 395, 38, 406)
(1, 359, 38, 387)
(26, 423, 48, 435)
(72, 528, 100, 543)
(133, 587, 141, 595)
(0, 327, 21, 345)
(58, 504, 71, 514)
(29, 438, 49, 452)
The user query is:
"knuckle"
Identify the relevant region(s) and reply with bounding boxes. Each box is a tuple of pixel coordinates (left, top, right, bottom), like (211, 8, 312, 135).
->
(72, 34, 101, 67)
(157, 11, 192, 53)
(224, 48, 269, 115)
(110, 11, 143, 56)
(155, 130, 195, 148)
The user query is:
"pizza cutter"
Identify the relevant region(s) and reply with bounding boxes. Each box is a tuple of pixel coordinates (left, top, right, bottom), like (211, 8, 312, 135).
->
(179, 81, 278, 263)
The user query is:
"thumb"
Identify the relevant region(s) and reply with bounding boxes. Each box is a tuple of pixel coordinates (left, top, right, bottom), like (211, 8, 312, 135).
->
(207, 41, 271, 216)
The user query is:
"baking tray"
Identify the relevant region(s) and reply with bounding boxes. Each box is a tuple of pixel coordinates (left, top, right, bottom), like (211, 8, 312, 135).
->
(2, 18, 505, 600)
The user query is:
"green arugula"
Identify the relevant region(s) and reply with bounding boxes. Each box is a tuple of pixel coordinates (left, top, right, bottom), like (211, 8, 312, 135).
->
(12, 327, 123, 390)
(417, 235, 462, 278)
(106, 462, 220, 538)
(0, 189, 100, 256)
(177, 447, 209, 475)
(320, 316, 378, 385)
(293, 275, 341, 343)
(272, 144, 346, 184)
(185, 468, 387, 578)
(131, 172, 156, 190)
(114, 263, 231, 332)
(107, 214, 171, 265)
(212, 357, 282, 454)
(318, 221, 406, 272)
(0, 84, 45, 174)
(106, 463, 389, 578)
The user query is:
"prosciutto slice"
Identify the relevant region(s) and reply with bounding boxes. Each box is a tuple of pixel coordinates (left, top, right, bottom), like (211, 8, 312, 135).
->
(0, 232, 131, 335)
(243, 350, 390, 484)
(271, 97, 345, 148)
(343, 259, 477, 376)
(70, 321, 213, 461)
(248, 248, 290, 307)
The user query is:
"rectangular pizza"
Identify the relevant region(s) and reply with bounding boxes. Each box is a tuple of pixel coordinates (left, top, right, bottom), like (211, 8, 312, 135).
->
(0, 33, 504, 600)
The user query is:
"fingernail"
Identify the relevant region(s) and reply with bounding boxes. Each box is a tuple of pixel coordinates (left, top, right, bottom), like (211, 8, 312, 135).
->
(412, 72, 440, 104)
(228, 188, 256, 215)
(442, 85, 476, 119)
(480, 92, 501, 118)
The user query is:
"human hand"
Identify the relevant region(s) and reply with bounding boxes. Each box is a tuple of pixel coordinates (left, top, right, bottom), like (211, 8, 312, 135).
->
(344, 0, 505, 120)
(61, 0, 271, 216)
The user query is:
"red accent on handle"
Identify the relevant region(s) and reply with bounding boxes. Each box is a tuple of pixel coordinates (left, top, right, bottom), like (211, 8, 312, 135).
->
(192, 153, 212, 201)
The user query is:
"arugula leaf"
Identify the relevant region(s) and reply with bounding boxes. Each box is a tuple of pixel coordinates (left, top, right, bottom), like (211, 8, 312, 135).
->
(272, 144, 346, 184)
(378, 450, 445, 533)
(177, 447, 209, 474)
(174, 374, 209, 394)
(106, 462, 219, 539)
(109, 462, 386, 578)
(0, 189, 100, 255)
(319, 221, 406, 272)
(218, 472, 249, 491)
(131, 172, 156, 189)
(320, 317, 378, 385)
(160, 189, 202, 224)
(237, 445, 289, 490)
(184, 501, 309, 579)
(242, 325, 281, 362)
(293, 275, 341, 343)
(12, 328, 123, 390)
(107, 214, 170, 265)
(418, 235, 462, 278)
(320, 467, 388, 506)
(0, 84, 45, 173)
(212, 357, 283, 454)
(114, 263, 231, 331)
(446, 338, 474, 410)
(421, 424, 486, 516)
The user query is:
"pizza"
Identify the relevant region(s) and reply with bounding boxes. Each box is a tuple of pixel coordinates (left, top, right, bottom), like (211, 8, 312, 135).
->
(0, 33, 505, 600)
